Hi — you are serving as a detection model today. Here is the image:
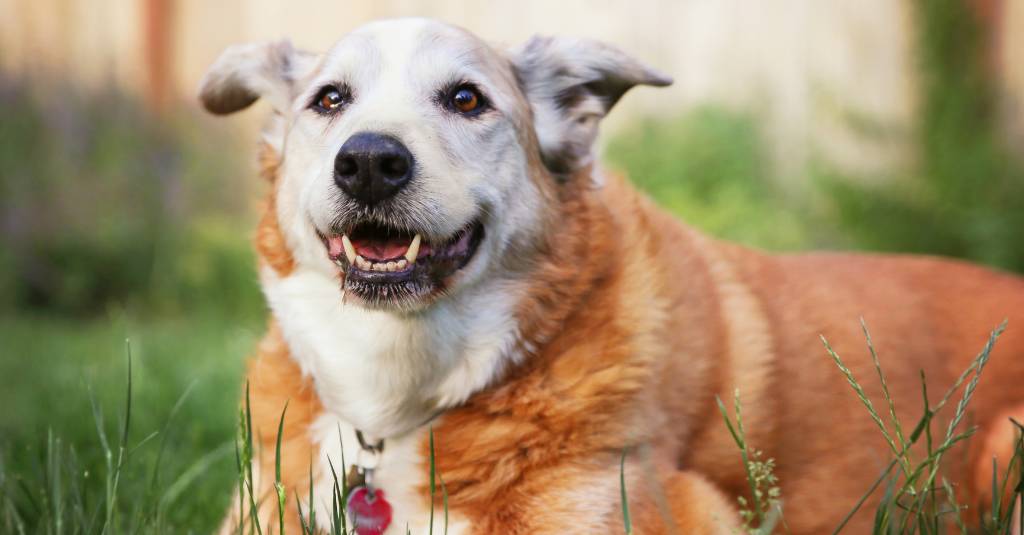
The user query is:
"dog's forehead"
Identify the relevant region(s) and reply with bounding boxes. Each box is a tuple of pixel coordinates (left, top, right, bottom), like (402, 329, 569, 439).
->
(318, 18, 503, 83)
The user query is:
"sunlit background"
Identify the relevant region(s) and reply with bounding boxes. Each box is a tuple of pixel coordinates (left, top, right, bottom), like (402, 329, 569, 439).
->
(2, 0, 1023, 531)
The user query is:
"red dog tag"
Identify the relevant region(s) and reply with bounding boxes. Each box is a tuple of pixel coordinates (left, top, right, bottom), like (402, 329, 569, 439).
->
(346, 486, 393, 535)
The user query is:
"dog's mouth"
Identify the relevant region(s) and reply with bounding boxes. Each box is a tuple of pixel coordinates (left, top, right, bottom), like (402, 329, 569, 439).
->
(321, 219, 485, 308)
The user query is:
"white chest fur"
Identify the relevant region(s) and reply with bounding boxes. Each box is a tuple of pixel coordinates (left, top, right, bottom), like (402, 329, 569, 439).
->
(262, 265, 521, 436)
(262, 265, 521, 532)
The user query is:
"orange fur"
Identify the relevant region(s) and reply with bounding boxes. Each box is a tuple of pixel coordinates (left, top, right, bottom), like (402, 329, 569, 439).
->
(231, 145, 1024, 534)
(220, 320, 322, 534)
(255, 142, 295, 277)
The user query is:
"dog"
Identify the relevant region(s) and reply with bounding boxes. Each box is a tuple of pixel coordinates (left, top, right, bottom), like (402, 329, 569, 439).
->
(199, 18, 1024, 534)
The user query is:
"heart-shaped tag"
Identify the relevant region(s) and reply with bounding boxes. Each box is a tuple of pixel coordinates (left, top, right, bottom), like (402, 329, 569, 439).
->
(346, 486, 393, 535)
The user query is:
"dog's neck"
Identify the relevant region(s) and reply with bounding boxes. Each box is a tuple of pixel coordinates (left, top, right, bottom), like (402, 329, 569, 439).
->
(262, 264, 528, 439)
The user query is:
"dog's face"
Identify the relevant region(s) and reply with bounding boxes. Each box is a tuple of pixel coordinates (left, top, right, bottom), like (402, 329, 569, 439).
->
(200, 18, 669, 311)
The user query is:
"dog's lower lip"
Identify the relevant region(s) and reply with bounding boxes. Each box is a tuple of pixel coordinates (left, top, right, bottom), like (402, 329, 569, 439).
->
(321, 220, 485, 303)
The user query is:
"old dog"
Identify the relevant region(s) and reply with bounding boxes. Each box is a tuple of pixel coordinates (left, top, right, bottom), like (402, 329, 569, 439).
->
(199, 18, 1024, 534)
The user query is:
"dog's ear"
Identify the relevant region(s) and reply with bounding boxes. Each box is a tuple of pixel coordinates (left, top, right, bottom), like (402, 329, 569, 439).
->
(512, 36, 672, 176)
(198, 40, 318, 115)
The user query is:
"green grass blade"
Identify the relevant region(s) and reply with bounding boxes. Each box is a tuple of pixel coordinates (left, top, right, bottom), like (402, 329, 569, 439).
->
(307, 454, 316, 535)
(275, 401, 290, 535)
(336, 425, 347, 534)
(620, 449, 632, 535)
(821, 335, 907, 478)
(243, 383, 263, 535)
(160, 441, 233, 510)
(235, 435, 245, 535)
(326, 456, 345, 535)
(429, 427, 436, 535)
(862, 319, 910, 459)
(941, 477, 966, 534)
(295, 490, 310, 535)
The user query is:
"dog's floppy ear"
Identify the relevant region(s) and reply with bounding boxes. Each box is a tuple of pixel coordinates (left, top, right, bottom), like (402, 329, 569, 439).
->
(198, 40, 318, 115)
(512, 36, 672, 176)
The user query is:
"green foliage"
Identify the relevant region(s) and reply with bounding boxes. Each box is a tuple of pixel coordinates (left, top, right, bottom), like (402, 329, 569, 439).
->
(818, 0, 1024, 273)
(821, 321, 1022, 534)
(0, 312, 257, 532)
(0, 78, 261, 317)
(606, 2, 1024, 276)
(605, 107, 810, 252)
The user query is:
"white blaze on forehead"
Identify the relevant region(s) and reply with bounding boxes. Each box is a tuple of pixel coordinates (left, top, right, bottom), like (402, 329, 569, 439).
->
(309, 18, 512, 121)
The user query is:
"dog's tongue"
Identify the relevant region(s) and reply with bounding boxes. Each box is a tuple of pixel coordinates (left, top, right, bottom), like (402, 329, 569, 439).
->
(351, 236, 410, 261)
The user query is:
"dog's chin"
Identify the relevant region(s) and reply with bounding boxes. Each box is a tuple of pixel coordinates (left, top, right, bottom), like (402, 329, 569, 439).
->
(320, 219, 486, 311)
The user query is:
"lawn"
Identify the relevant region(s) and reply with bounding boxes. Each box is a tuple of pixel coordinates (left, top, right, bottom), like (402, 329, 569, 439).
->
(0, 311, 261, 532)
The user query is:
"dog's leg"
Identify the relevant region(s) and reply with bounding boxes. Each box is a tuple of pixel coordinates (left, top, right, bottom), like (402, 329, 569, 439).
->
(217, 323, 323, 534)
(631, 469, 740, 535)
(968, 403, 1024, 531)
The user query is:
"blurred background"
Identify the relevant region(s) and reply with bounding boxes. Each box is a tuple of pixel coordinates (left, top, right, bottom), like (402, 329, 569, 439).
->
(1, 0, 1023, 531)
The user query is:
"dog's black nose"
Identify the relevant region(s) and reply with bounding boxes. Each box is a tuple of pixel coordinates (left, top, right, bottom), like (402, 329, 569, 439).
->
(334, 132, 414, 206)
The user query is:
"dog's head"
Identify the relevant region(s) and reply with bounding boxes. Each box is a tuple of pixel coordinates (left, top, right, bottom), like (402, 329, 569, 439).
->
(200, 18, 670, 311)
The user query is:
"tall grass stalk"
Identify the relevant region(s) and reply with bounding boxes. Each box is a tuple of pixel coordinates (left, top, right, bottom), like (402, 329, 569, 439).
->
(717, 390, 783, 535)
(822, 320, 1021, 534)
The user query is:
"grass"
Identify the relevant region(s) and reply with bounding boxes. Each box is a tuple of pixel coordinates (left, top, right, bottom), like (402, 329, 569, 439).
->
(709, 320, 1023, 535)
(0, 311, 260, 533)
(5, 311, 1017, 534)
(718, 391, 783, 535)
(820, 320, 1023, 534)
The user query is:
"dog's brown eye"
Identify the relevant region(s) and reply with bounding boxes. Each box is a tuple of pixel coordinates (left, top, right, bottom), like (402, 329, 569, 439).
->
(312, 85, 348, 113)
(320, 89, 344, 110)
(450, 86, 482, 114)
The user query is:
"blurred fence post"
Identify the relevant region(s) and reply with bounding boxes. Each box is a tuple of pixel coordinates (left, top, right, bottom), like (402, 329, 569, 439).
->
(143, 0, 175, 112)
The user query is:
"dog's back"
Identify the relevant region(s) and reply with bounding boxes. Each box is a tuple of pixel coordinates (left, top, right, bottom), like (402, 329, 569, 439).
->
(616, 175, 1024, 531)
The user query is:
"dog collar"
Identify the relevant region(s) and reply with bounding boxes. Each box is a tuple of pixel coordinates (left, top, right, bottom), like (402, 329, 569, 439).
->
(345, 430, 392, 535)
(344, 411, 444, 533)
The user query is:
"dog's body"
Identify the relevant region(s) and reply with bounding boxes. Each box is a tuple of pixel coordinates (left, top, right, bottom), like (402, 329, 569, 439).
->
(201, 18, 1024, 534)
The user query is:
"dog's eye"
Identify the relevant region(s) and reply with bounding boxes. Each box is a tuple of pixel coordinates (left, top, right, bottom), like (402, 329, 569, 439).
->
(311, 85, 348, 113)
(447, 85, 487, 116)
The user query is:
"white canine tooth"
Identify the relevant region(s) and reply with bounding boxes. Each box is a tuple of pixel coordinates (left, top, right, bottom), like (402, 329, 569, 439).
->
(404, 234, 421, 264)
(355, 255, 368, 270)
(396, 259, 408, 270)
(386, 261, 397, 272)
(341, 235, 356, 263)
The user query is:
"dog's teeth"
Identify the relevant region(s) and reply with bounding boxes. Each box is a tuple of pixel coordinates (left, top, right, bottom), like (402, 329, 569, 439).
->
(341, 235, 356, 263)
(404, 234, 421, 264)
(355, 255, 368, 270)
(386, 261, 397, 272)
(396, 259, 408, 270)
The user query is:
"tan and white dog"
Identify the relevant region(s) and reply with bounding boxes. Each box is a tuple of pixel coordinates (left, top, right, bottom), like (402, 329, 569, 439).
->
(199, 18, 1024, 534)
